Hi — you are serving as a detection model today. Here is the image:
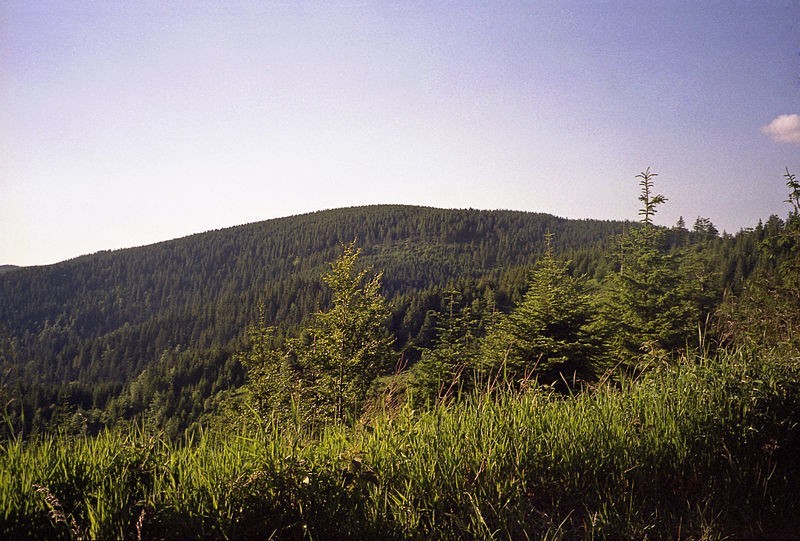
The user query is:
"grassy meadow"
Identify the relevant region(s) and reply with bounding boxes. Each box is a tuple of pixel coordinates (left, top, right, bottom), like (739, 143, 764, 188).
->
(3, 347, 799, 540)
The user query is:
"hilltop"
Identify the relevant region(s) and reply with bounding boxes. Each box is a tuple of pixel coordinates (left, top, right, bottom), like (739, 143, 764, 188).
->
(0, 205, 627, 434)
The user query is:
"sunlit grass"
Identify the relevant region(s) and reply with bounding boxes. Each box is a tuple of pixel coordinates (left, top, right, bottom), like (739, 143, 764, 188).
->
(2, 347, 799, 539)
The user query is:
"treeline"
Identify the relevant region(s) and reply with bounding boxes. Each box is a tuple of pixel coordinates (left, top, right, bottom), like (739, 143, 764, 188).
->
(0, 206, 626, 436)
(239, 168, 800, 431)
(3, 169, 799, 539)
(0, 193, 791, 438)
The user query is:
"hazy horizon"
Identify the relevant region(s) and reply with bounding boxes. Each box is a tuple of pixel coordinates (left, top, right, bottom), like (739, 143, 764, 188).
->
(3, 1, 799, 266)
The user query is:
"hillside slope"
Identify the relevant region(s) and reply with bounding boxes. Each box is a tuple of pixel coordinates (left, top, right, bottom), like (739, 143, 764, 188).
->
(0, 205, 626, 432)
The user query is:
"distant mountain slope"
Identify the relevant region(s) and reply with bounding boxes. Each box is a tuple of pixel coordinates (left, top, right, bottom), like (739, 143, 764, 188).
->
(0, 205, 627, 431)
(0, 265, 19, 275)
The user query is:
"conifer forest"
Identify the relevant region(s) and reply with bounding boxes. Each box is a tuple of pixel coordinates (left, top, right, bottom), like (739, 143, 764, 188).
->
(2, 169, 800, 539)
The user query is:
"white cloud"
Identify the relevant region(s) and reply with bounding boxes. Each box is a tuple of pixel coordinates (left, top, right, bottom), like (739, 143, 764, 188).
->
(761, 114, 800, 144)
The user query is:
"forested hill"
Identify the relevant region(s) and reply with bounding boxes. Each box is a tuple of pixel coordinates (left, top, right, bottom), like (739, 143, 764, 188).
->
(1, 205, 629, 434)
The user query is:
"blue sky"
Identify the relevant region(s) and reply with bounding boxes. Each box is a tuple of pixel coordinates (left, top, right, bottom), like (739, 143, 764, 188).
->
(2, 1, 799, 266)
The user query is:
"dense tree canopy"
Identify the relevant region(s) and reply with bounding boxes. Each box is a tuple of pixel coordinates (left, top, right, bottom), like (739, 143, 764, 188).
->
(717, 169, 800, 350)
(0, 197, 787, 438)
(481, 235, 604, 385)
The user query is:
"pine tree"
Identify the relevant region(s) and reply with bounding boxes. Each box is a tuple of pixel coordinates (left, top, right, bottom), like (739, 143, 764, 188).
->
(481, 234, 604, 386)
(602, 169, 702, 364)
(637, 167, 667, 226)
(719, 169, 800, 350)
(412, 291, 483, 404)
(784, 167, 800, 215)
(672, 216, 689, 246)
(692, 217, 719, 241)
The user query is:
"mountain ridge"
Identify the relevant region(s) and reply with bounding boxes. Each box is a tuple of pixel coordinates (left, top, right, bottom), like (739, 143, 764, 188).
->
(0, 204, 629, 434)
(8, 204, 625, 269)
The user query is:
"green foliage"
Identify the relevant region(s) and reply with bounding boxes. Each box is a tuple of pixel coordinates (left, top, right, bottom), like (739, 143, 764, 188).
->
(299, 242, 395, 424)
(717, 170, 800, 351)
(1, 426, 162, 540)
(0, 191, 779, 438)
(411, 291, 490, 404)
(237, 317, 297, 424)
(604, 226, 704, 357)
(692, 216, 719, 240)
(5, 174, 800, 538)
(601, 170, 712, 363)
(636, 167, 667, 226)
(0, 205, 626, 435)
(482, 234, 605, 385)
(3, 348, 800, 539)
(243, 243, 395, 426)
(784, 167, 800, 215)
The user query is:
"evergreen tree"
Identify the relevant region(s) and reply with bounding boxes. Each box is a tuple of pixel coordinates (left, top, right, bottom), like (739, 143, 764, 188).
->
(784, 167, 800, 215)
(481, 234, 604, 386)
(672, 216, 690, 247)
(0, 205, 638, 435)
(637, 167, 667, 226)
(692, 217, 719, 240)
(412, 291, 484, 404)
(602, 169, 702, 363)
(719, 169, 800, 350)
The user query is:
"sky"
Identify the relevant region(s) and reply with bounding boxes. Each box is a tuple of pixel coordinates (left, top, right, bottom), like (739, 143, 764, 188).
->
(2, 1, 799, 267)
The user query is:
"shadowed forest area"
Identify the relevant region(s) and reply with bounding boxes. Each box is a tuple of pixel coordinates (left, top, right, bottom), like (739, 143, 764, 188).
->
(2, 169, 800, 539)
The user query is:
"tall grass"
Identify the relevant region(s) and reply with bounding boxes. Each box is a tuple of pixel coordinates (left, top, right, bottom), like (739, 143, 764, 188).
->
(2, 347, 799, 539)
